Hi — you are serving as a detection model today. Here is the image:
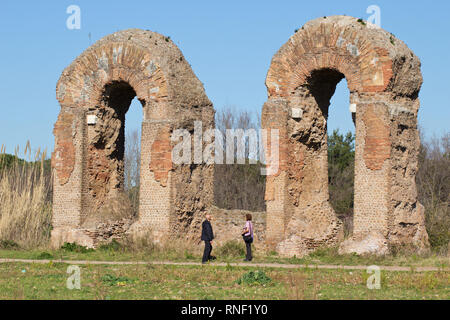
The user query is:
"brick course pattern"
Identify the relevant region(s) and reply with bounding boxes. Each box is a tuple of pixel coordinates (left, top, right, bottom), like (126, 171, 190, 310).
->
(149, 126, 173, 187)
(51, 29, 214, 248)
(52, 18, 429, 256)
(262, 16, 428, 256)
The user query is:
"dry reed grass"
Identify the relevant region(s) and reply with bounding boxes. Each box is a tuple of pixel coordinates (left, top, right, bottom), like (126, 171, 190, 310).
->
(0, 143, 52, 248)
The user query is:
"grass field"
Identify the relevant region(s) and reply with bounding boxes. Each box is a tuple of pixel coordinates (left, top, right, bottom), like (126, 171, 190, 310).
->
(1, 139, 448, 300)
(0, 242, 448, 300)
(0, 262, 448, 300)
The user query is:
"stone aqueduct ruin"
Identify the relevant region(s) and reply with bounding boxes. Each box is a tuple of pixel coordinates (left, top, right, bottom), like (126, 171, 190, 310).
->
(51, 16, 429, 256)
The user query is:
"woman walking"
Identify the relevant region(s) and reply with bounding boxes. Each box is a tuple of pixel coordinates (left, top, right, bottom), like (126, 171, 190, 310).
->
(242, 213, 254, 261)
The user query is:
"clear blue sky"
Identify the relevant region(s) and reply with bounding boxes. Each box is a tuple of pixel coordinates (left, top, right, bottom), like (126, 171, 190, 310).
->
(0, 0, 448, 155)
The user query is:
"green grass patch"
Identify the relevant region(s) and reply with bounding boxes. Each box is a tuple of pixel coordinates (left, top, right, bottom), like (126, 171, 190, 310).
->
(98, 240, 122, 252)
(0, 243, 448, 269)
(0, 262, 447, 300)
(36, 252, 54, 260)
(216, 240, 245, 258)
(0, 240, 19, 250)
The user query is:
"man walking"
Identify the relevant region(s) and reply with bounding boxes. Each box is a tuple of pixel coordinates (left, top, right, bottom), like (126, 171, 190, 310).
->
(201, 214, 215, 264)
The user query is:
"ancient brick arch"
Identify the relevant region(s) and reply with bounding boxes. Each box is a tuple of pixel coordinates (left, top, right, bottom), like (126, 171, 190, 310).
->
(263, 16, 429, 256)
(51, 29, 214, 247)
(51, 19, 429, 255)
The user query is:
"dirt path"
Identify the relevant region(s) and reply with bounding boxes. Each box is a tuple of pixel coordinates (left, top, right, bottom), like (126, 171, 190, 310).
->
(0, 258, 446, 272)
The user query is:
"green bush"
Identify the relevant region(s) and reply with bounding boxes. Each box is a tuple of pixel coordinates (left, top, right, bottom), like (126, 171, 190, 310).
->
(427, 213, 449, 253)
(216, 240, 245, 258)
(0, 151, 52, 248)
(236, 270, 272, 285)
(98, 239, 122, 252)
(0, 239, 19, 249)
(417, 133, 449, 253)
(184, 250, 195, 260)
(37, 252, 54, 259)
(0, 154, 25, 171)
(308, 246, 339, 258)
(60, 242, 94, 253)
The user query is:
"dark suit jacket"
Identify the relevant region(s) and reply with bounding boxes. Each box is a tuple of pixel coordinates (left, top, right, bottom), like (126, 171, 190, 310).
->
(201, 220, 214, 241)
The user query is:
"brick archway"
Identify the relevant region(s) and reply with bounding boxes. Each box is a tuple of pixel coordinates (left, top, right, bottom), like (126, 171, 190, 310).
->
(263, 16, 429, 256)
(51, 29, 214, 247)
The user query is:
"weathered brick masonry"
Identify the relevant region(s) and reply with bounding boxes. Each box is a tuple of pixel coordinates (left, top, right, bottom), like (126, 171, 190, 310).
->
(52, 29, 214, 247)
(263, 16, 428, 256)
(52, 16, 428, 256)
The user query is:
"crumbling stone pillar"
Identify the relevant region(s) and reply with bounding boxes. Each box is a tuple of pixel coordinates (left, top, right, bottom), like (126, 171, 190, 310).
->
(51, 107, 90, 245)
(263, 16, 428, 256)
(52, 29, 214, 247)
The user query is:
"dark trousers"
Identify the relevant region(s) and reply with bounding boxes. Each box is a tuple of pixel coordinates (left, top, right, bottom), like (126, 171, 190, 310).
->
(245, 240, 252, 261)
(202, 241, 212, 263)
